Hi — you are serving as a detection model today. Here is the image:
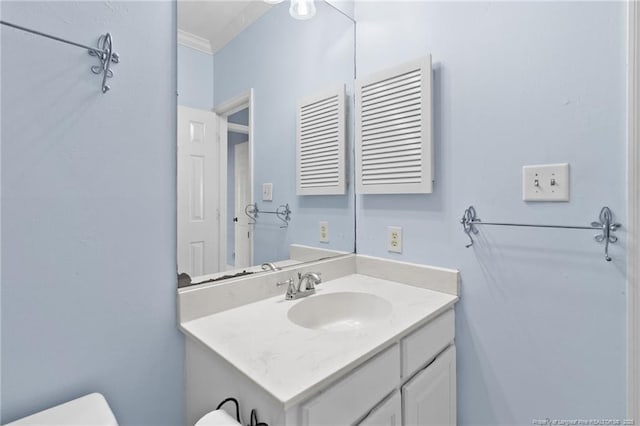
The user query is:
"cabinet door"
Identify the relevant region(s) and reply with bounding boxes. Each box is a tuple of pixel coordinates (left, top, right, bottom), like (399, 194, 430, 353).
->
(358, 391, 401, 426)
(402, 345, 456, 426)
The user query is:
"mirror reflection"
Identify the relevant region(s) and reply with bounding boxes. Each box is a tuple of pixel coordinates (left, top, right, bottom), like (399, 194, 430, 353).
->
(177, 0, 356, 286)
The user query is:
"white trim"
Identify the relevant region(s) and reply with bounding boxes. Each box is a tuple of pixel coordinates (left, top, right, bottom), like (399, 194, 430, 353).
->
(177, 29, 213, 55)
(248, 91, 255, 265)
(628, 0, 640, 421)
(214, 89, 255, 266)
(218, 117, 228, 273)
(214, 90, 251, 117)
(228, 123, 249, 135)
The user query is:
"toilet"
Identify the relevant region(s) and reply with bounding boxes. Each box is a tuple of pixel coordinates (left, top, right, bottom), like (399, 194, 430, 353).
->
(3, 393, 240, 426)
(194, 409, 242, 425)
(3, 393, 118, 426)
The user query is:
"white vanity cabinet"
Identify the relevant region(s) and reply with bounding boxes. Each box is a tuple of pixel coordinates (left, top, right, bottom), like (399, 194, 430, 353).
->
(184, 308, 457, 426)
(298, 309, 456, 426)
(181, 261, 460, 426)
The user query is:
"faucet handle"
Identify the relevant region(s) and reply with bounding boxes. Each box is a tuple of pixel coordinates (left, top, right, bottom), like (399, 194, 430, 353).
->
(277, 277, 297, 300)
(276, 278, 293, 287)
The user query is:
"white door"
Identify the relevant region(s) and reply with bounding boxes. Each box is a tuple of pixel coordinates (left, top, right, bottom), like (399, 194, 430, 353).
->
(402, 345, 456, 426)
(234, 141, 251, 267)
(358, 391, 401, 426)
(177, 106, 220, 277)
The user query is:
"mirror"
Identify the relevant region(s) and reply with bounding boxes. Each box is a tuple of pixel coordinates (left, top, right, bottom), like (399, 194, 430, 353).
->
(177, 0, 356, 286)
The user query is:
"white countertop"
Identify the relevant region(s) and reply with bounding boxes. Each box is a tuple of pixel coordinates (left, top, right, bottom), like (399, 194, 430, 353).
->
(180, 273, 458, 408)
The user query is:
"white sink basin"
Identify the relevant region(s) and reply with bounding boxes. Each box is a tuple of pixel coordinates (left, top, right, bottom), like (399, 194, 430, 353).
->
(287, 292, 392, 331)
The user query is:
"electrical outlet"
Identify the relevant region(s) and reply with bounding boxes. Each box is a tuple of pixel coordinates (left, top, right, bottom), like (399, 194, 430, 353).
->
(262, 183, 273, 201)
(522, 163, 569, 202)
(387, 226, 402, 253)
(319, 221, 329, 243)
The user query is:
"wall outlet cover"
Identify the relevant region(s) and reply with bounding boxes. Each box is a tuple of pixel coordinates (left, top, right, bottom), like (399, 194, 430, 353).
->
(387, 226, 402, 253)
(262, 183, 273, 201)
(522, 163, 569, 202)
(319, 221, 329, 243)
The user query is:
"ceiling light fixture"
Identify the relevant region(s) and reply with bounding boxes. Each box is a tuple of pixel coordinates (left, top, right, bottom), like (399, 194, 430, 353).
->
(263, 0, 316, 20)
(289, 0, 316, 20)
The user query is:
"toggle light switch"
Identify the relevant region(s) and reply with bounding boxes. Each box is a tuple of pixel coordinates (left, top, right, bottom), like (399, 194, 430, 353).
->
(522, 163, 569, 202)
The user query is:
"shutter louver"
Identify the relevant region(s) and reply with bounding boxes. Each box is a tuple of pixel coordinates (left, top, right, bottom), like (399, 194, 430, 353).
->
(356, 56, 433, 194)
(296, 85, 346, 195)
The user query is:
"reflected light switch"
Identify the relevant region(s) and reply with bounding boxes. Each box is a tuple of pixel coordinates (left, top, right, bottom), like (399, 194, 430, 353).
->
(262, 183, 273, 201)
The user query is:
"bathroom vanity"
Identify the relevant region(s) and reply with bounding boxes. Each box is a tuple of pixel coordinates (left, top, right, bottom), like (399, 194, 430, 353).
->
(178, 254, 459, 426)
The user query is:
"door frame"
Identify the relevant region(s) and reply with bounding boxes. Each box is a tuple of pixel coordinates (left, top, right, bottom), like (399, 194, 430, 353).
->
(234, 140, 251, 268)
(629, 0, 639, 420)
(214, 89, 254, 268)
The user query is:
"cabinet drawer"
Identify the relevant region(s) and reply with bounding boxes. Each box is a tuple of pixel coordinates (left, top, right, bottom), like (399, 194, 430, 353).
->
(357, 391, 401, 426)
(300, 344, 400, 426)
(401, 309, 454, 379)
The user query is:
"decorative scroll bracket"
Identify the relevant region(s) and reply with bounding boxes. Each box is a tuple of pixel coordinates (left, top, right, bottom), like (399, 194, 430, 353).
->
(88, 33, 119, 93)
(460, 205, 621, 262)
(0, 20, 119, 94)
(592, 207, 621, 261)
(461, 206, 479, 249)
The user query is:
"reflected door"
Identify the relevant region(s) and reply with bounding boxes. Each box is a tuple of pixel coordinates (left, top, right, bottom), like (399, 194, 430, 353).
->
(177, 106, 220, 277)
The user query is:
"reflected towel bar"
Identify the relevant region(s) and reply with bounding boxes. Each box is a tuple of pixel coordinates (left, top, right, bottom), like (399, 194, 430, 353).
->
(245, 203, 291, 228)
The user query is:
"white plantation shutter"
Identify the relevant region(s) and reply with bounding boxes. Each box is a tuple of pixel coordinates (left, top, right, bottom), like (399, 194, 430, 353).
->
(355, 56, 433, 194)
(296, 85, 346, 195)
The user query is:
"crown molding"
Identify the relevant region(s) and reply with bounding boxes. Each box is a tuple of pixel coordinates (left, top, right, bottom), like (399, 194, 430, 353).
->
(177, 29, 213, 55)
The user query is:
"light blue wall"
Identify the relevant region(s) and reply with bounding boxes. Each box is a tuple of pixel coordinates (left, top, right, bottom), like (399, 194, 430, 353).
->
(214, 1, 355, 264)
(1, 2, 183, 424)
(178, 44, 214, 110)
(354, 1, 626, 424)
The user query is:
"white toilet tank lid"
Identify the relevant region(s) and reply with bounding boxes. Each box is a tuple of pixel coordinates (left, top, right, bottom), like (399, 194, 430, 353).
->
(4, 393, 118, 426)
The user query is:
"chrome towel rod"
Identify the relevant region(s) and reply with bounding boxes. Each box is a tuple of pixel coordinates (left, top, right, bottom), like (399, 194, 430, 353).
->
(460, 205, 621, 262)
(245, 203, 292, 228)
(1, 20, 119, 93)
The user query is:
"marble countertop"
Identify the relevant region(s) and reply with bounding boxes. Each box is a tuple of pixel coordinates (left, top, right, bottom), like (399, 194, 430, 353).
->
(180, 273, 458, 408)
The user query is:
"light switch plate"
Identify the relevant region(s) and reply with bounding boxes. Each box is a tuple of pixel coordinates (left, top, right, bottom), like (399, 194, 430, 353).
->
(319, 221, 329, 243)
(387, 226, 402, 253)
(522, 163, 569, 202)
(262, 183, 273, 201)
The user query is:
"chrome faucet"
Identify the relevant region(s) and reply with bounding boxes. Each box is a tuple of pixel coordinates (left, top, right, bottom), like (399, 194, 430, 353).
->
(298, 272, 321, 290)
(261, 262, 280, 272)
(276, 272, 322, 300)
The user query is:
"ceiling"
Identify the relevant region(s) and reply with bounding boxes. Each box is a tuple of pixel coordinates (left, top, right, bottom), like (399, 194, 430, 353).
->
(178, 1, 273, 54)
